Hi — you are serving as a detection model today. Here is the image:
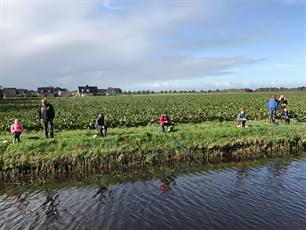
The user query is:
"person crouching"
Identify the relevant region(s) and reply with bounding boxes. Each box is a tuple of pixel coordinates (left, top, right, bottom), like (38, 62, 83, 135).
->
(10, 119, 24, 143)
(237, 109, 247, 128)
(159, 112, 175, 132)
(281, 108, 290, 124)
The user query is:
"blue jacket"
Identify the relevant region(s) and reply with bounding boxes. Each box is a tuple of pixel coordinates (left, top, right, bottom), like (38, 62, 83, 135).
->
(267, 99, 278, 110)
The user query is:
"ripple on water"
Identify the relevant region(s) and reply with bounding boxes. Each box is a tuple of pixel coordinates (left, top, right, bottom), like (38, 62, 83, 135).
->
(0, 156, 306, 230)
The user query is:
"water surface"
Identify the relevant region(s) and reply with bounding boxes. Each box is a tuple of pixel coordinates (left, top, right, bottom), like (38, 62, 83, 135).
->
(0, 156, 305, 230)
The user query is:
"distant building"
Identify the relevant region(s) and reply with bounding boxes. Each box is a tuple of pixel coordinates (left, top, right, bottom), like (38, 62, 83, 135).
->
(78, 85, 98, 96)
(37, 87, 56, 97)
(2, 88, 17, 98)
(56, 87, 71, 97)
(16, 88, 34, 97)
(0, 86, 3, 99)
(97, 89, 107, 96)
(106, 87, 122, 96)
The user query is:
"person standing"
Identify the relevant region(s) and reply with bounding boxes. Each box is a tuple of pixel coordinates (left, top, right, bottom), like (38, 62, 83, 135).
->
(38, 98, 55, 138)
(95, 113, 107, 136)
(266, 95, 278, 123)
(278, 95, 288, 110)
(10, 119, 24, 143)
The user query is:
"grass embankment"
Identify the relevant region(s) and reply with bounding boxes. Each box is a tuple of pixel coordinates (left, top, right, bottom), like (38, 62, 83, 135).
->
(0, 121, 305, 178)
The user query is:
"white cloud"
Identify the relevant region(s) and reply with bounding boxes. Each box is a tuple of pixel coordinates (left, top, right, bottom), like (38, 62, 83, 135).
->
(0, 0, 259, 90)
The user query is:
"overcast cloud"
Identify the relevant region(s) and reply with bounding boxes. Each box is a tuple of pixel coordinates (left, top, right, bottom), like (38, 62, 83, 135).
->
(0, 0, 305, 90)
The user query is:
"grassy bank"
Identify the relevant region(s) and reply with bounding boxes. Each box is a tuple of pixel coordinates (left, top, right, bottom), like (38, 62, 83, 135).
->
(0, 121, 306, 178)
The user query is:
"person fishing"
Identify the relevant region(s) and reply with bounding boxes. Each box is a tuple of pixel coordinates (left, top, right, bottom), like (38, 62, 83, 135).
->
(95, 113, 107, 136)
(159, 112, 175, 132)
(38, 98, 55, 138)
(281, 108, 290, 124)
(236, 108, 247, 128)
(266, 95, 278, 123)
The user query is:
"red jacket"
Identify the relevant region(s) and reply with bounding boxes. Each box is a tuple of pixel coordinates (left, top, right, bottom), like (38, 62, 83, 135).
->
(160, 114, 169, 125)
(11, 123, 24, 133)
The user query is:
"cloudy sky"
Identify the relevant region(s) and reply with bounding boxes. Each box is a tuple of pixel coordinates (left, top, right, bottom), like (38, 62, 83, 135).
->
(0, 0, 305, 91)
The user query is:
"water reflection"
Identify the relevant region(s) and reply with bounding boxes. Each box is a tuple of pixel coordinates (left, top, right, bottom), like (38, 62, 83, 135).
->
(6, 193, 29, 214)
(160, 176, 176, 192)
(93, 184, 113, 207)
(41, 190, 61, 227)
(0, 156, 305, 230)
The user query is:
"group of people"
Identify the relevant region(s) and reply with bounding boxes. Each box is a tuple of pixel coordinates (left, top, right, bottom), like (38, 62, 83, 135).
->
(10, 98, 108, 143)
(236, 94, 290, 128)
(9, 95, 291, 143)
(10, 98, 55, 143)
(266, 94, 289, 124)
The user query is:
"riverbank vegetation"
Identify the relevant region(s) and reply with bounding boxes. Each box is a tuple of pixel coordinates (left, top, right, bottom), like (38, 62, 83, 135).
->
(1, 121, 305, 178)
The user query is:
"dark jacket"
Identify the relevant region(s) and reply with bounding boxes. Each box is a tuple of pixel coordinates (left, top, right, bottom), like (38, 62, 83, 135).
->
(95, 116, 105, 128)
(237, 112, 246, 122)
(39, 103, 55, 121)
(281, 111, 289, 119)
(278, 99, 288, 109)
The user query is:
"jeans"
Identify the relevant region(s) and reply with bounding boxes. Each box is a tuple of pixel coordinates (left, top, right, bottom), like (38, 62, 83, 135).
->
(269, 109, 276, 122)
(42, 120, 54, 138)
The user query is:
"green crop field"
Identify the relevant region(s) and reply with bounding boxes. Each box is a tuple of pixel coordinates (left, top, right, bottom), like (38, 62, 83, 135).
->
(0, 92, 305, 131)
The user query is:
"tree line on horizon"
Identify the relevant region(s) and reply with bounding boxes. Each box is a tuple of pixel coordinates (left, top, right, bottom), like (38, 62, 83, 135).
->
(122, 86, 306, 95)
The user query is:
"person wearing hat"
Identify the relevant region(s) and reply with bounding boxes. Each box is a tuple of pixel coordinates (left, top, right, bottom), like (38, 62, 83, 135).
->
(38, 98, 55, 138)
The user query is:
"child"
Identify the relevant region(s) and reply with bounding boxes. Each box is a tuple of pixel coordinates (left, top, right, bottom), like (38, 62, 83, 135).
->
(281, 108, 290, 124)
(10, 119, 24, 143)
(237, 109, 247, 128)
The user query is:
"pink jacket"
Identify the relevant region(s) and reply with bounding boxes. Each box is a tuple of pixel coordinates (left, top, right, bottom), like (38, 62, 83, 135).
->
(10, 123, 24, 133)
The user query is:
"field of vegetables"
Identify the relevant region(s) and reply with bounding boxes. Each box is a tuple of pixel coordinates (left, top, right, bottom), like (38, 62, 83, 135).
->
(0, 92, 305, 131)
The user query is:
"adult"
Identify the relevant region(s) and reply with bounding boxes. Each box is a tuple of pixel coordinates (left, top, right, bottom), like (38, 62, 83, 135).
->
(159, 112, 175, 132)
(278, 95, 288, 110)
(38, 98, 55, 138)
(95, 113, 107, 136)
(266, 95, 278, 123)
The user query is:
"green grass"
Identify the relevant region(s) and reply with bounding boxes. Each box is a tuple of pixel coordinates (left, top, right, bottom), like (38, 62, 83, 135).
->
(0, 121, 305, 177)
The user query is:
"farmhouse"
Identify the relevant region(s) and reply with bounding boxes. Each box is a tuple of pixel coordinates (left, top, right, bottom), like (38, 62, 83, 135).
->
(16, 88, 36, 97)
(78, 85, 98, 96)
(56, 87, 71, 97)
(2, 88, 17, 98)
(37, 87, 56, 97)
(106, 87, 122, 96)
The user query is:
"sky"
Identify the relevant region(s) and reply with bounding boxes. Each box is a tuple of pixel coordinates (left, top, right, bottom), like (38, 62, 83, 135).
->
(0, 0, 305, 91)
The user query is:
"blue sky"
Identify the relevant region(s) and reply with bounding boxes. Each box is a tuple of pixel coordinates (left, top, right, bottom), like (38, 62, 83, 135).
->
(0, 0, 305, 90)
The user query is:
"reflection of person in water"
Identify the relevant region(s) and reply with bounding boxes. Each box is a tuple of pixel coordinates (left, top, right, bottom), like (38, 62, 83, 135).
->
(93, 185, 109, 201)
(160, 176, 176, 192)
(41, 190, 60, 225)
(7, 194, 29, 213)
